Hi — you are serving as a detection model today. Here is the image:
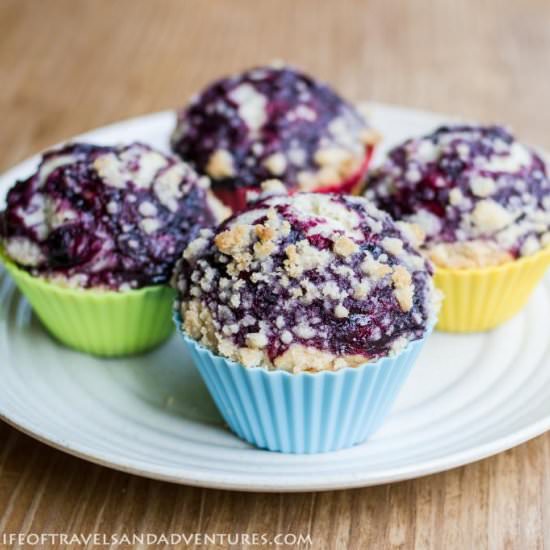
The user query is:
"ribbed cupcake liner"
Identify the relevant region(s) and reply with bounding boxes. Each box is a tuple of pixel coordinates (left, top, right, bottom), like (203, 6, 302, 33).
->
(176, 316, 429, 453)
(315, 144, 375, 195)
(1, 254, 174, 357)
(213, 145, 374, 211)
(435, 246, 550, 332)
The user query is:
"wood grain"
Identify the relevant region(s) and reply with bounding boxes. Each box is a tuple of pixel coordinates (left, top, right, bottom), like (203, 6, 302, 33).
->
(1, 0, 550, 547)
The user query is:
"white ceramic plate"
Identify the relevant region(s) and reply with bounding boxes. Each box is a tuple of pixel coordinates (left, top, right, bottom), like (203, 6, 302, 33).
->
(2, 104, 550, 492)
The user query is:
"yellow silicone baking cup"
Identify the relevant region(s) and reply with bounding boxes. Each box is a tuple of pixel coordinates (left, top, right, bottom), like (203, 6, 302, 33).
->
(435, 245, 550, 332)
(0, 252, 175, 356)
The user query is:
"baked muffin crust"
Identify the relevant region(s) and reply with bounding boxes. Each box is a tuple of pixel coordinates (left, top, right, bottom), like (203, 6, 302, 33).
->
(171, 63, 378, 209)
(364, 125, 550, 269)
(0, 142, 227, 290)
(174, 182, 438, 372)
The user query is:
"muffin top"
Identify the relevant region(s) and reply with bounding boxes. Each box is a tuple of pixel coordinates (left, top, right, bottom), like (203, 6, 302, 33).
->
(171, 63, 378, 208)
(173, 181, 438, 373)
(0, 142, 227, 290)
(364, 125, 550, 269)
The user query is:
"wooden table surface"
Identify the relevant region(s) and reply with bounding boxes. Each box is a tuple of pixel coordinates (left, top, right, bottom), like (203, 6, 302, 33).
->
(2, 0, 550, 548)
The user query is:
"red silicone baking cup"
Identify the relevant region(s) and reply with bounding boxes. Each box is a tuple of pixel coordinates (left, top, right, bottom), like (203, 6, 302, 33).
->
(212, 144, 375, 212)
(314, 143, 375, 196)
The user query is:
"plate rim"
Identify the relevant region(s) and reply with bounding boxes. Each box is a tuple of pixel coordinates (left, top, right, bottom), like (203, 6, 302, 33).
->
(2, 399, 549, 492)
(2, 104, 550, 492)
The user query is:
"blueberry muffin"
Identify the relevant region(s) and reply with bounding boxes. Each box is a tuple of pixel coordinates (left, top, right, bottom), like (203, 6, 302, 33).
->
(173, 181, 438, 372)
(363, 125, 550, 269)
(0, 142, 228, 289)
(171, 64, 379, 211)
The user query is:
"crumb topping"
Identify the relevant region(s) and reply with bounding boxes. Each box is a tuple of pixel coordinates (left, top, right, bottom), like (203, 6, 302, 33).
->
(173, 184, 438, 372)
(171, 63, 375, 210)
(364, 125, 550, 268)
(333, 236, 359, 257)
(206, 149, 235, 179)
(0, 142, 225, 290)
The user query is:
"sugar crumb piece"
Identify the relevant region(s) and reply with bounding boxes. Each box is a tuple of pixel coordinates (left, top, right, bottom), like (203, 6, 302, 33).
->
(449, 188, 465, 206)
(238, 348, 264, 368)
(353, 280, 371, 299)
(106, 201, 119, 215)
(470, 199, 513, 233)
(280, 330, 293, 344)
(284, 244, 300, 277)
(138, 201, 158, 217)
(381, 237, 404, 257)
(290, 287, 304, 299)
(183, 233, 212, 260)
(296, 171, 318, 191)
(390, 336, 408, 356)
(218, 338, 238, 357)
(470, 176, 496, 198)
(94, 154, 125, 189)
(198, 175, 210, 189)
(314, 147, 352, 167)
(333, 236, 359, 257)
(206, 191, 231, 223)
(294, 323, 316, 339)
(229, 293, 241, 308)
(361, 256, 392, 279)
(334, 304, 349, 318)
(253, 240, 276, 259)
(5, 237, 45, 266)
(206, 149, 235, 179)
(139, 218, 161, 234)
(214, 224, 251, 255)
(361, 128, 383, 146)
(153, 163, 185, 212)
(227, 252, 253, 275)
(541, 232, 550, 247)
(392, 266, 413, 312)
(263, 153, 287, 176)
(255, 224, 275, 242)
(246, 331, 269, 349)
(260, 179, 287, 195)
(284, 240, 330, 278)
(396, 221, 425, 247)
(322, 281, 343, 300)
(182, 299, 217, 348)
(316, 166, 340, 186)
(520, 236, 540, 257)
(229, 83, 267, 131)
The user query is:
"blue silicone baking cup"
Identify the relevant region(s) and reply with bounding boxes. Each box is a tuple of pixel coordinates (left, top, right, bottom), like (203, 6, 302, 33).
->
(175, 314, 430, 453)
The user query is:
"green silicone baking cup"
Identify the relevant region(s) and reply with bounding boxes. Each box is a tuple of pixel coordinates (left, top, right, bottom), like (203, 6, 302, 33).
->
(0, 252, 175, 357)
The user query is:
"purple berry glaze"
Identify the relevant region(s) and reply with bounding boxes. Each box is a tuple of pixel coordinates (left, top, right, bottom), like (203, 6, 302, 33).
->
(171, 64, 376, 210)
(174, 185, 437, 372)
(364, 125, 550, 268)
(0, 142, 221, 290)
